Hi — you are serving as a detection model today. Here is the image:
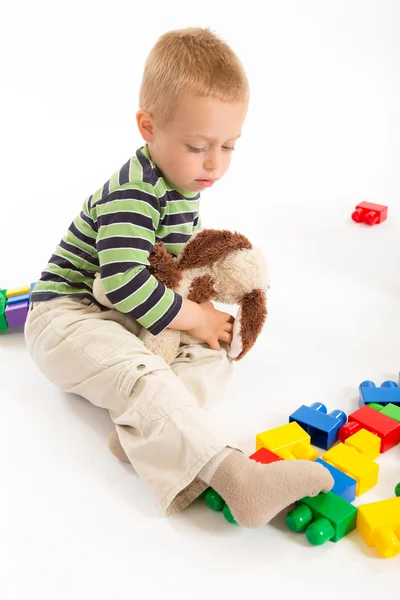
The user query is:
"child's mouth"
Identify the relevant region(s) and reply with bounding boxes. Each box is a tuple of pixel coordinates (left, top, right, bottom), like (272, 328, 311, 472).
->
(195, 179, 215, 187)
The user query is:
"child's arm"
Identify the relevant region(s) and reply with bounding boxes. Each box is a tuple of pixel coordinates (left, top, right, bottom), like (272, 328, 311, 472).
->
(94, 185, 183, 336)
(93, 184, 233, 347)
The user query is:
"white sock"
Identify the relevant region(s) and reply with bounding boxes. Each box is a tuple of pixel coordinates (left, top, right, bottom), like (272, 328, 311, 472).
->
(198, 447, 235, 485)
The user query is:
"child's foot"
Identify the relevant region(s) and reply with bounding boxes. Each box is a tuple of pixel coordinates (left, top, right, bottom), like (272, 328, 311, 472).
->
(207, 450, 334, 527)
(108, 430, 129, 463)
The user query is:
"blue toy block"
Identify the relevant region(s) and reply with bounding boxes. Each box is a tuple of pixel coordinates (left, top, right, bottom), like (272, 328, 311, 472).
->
(314, 458, 357, 503)
(7, 292, 30, 305)
(359, 380, 400, 407)
(29, 282, 36, 302)
(289, 402, 347, 450)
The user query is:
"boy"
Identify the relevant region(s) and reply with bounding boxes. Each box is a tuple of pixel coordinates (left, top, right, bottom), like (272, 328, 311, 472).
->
(25, 27, 333, 527)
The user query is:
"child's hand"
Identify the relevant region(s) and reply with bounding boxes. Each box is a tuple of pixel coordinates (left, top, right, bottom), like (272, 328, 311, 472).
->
(188, 301, 235, 350)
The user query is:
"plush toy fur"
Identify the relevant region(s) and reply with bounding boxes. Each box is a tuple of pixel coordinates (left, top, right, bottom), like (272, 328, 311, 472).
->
(93, 228, 269, 462)
(93, 228, 269, 363)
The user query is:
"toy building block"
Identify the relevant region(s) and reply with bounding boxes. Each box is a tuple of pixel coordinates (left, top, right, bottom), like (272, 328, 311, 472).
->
(344, 428, 380, 460)
(338, 405, 400, 453)
(286, 491, 358, 545)
(29, 282, 36, 301)
(7, 292, 30, 306)
(5, 285, 31, 298)
(351, 201, 387, 226)
(249, 447, 282, 464)
(289, 402, 347, 450)
(369, 402, 400, 423)
(359, 380, 400, 407)
(256, 422, 318, 461)
(4, 302, 29, 328)
(0, 289, 8, 331)
(205, 488, 225, 511)
(395, 483, 400, 497)
(314, 458, 356, 503)
(204, 489, 237, 524)
(357, 497, 400, 558)
(322, 442, 379, 496)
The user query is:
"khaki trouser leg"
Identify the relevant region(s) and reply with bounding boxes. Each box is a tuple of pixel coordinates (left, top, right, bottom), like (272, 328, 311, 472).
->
(24, 297, 240, 515)
(170, 341, 234, 410)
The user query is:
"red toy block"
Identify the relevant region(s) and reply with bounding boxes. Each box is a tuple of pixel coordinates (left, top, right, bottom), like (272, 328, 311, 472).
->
(249, 447, 282, 464)
(338, 405, 400, 453)
(351, 202, 387, 226)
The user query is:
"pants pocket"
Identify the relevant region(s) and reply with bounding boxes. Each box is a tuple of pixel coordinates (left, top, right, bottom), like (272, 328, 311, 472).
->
(121, 355, 196, 421)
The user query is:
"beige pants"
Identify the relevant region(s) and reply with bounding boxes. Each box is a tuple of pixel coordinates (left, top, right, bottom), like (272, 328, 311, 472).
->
(24, 297, 240, 515)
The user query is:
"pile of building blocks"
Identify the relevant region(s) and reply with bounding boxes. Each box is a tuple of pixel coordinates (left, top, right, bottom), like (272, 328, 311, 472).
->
(0, 283, 36, 332)
(203, 371, 400, 559)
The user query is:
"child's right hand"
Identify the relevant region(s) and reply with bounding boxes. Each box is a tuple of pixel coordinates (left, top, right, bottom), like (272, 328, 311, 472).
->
(188, 301, 235, 351)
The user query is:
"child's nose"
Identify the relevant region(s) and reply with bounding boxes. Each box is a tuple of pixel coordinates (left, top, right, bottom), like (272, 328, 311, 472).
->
(203, 150, 221, 172)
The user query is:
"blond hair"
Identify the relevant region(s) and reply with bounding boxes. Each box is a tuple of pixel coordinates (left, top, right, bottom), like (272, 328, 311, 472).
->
(139, 27, 249, 124)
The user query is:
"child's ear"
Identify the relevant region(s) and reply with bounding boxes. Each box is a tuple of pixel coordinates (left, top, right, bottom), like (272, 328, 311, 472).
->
(136, 109, 154, 142)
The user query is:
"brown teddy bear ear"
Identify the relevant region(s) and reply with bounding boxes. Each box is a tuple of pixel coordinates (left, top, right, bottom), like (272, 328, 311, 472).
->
(178, 229, 252, 269)
(229, 289, 267, 361)
(149, 242, 182, 289)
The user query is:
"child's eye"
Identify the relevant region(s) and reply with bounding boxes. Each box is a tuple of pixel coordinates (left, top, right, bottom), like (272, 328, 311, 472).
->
(187, 145, 236, 153)
(187, 145, 207, 153)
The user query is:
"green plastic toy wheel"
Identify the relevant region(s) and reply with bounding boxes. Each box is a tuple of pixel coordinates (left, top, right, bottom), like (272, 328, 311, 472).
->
(305, 517, 335, 546)
(395, 483, 400, 497)
(286, 504, 313, 532)
(205, 488, 225, 511)
(223, 504, 237, 524)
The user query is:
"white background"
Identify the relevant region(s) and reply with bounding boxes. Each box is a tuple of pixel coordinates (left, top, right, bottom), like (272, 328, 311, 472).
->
(1, 1, 400, 598)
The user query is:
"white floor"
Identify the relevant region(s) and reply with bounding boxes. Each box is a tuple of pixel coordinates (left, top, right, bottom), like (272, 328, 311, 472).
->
(2, 212, 400, 599)
(2, 1, 400, 598)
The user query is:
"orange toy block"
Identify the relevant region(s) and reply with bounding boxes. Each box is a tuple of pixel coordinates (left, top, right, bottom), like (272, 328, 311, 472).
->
(357, 497, 400, 558)
(256, 422, 318, 461)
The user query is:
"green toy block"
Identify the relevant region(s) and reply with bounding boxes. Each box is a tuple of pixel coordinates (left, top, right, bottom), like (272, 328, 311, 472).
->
(204, 488, 237, 524)
(0, 289, 8, 331)
(395, 483, 400, 497)
(286, 491, 358, 545)
(205, 488, 225, 511)
(222, 504, 237, 524)
(368, 402, 400, 423)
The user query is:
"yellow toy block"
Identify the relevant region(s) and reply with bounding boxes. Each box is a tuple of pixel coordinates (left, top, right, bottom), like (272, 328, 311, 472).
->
(344, 428, 380, 460)
(256, 422, 318, 461)
(322, 442, 378, 496)
(6, 285, 30, 298)
(357, 497, 400, 558)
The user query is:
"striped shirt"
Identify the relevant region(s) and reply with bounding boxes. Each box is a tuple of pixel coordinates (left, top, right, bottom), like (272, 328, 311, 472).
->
(31, 144, 202, 335)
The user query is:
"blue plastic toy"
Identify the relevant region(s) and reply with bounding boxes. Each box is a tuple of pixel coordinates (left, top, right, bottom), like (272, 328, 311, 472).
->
(359, 379, 400, 407)
(314, 458, 357, 502)
(289, 402, 347, 450)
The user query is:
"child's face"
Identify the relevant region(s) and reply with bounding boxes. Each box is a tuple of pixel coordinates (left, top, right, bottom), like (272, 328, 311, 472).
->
(142, 94, 248, 193)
